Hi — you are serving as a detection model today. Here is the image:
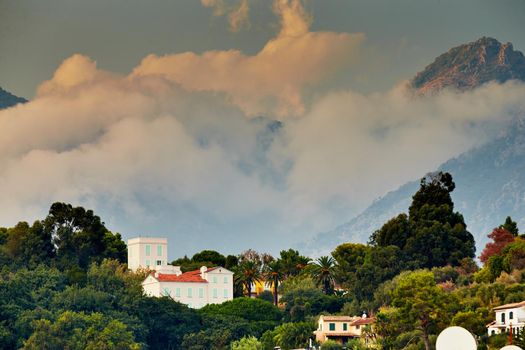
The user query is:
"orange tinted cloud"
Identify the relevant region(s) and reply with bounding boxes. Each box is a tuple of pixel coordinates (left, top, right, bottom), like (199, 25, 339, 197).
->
(133, 0, 364, 117)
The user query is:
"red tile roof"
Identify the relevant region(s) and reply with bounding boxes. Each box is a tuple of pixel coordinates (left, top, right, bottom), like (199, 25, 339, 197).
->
(156, 270, 207, 283)
(350, 317, 375, 326)
(151, 266, 227, 283)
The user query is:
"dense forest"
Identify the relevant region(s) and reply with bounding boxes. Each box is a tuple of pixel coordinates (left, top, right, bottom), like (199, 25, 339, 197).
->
(1, 172, 524, 349)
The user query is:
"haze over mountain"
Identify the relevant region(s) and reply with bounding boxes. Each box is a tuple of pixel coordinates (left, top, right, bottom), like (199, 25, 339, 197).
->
(0, 87, 26, 110)
(307, 37, 525, 255)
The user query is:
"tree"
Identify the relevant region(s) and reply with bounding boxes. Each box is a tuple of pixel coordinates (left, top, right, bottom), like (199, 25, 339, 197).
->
(263, 261, 284, 305)
(272, 322, 316, 350)
(22, 311, 141, 350)
(479, 228, 515, 264)
(191, 250, 226, 267)
(5, 221, 54, 268)
(311, 256, 336, 295)
(369, 214, 410, 248)
(235, 260, 262, 297)
(231, 336, 263, 350)
(44, 202, 126, 269)
(332, 243, 369, 289)
(278, 249, 310, 278)
(391, 270, 451, 350)
(371, 172, 475, 270)
(501, 216, 519, 236)
(135, 297, 202, 349)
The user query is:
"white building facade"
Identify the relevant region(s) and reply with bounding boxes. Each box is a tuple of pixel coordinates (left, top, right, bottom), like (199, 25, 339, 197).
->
(487, 301, 525, 336)
(142, 266, 234, 309)
(127, 237, 169, 271)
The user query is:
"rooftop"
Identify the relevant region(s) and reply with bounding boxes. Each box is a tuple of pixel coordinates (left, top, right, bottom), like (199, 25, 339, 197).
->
(493, 301, 525, 311)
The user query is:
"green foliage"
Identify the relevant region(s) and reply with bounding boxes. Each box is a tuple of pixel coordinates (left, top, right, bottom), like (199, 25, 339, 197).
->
(200, 297, 282, 322)
(501, 216, 519, 236)
(191, 250, 226, 266)
(451, 310, 488, 336)
(320, 339, 342, 350)
(371, 172, 475, 271)
(310, 256, 336, 294)
(257, 290, 275, 303)
(181, 329, 232, 350)
(136, 296, 202, 349)
(487, 333, 507, 349)
(22, 311, 141, 350)
(198, 298, 282, 343)
(231, 336, 263, 350)
(271, 322, 316, 350)
(278, 249, 310, 278)
(279, 276, 346, 322)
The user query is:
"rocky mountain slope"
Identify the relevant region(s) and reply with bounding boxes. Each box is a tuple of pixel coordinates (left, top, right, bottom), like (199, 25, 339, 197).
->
(0, 87, 27, 109)
(412, 37, 525, 94)
(306, 37, 525, 255)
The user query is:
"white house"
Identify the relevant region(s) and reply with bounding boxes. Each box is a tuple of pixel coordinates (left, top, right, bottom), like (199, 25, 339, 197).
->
(127, 236, 234, 309)
(142, 266, 234, 309)
(314, 314, 375, 345)
(487, 301, 525, 336)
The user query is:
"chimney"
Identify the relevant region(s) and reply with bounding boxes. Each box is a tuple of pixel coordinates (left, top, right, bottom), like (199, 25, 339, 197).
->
(200, 266, 207, 279)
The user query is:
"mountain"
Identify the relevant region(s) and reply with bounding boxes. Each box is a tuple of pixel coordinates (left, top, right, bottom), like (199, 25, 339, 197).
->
(412, 37, 525, 94)
(0, 87, 27, 109)
(306, 37, 525, 255)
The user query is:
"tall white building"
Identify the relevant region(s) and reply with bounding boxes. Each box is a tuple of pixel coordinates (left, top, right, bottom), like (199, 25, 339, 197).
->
(127, 237, 169, 271)
(127, 236, 234, 308)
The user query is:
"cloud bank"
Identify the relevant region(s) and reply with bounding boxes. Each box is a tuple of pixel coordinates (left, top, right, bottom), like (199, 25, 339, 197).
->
(1, 0, 525, 256)
(133, 0, 364, 117)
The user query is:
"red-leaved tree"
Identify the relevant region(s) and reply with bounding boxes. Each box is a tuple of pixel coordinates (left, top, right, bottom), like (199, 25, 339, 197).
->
(479, 228, 515, 264)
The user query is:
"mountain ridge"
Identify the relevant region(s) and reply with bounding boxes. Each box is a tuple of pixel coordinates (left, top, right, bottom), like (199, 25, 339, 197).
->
(306, 37, 525, 255)
(412, 37, 525, 94)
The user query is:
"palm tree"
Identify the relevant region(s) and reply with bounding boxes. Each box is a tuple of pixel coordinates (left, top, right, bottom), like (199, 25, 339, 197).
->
(263, 260, 284, 305)
(311, 256, 336, 294)
(235, 260, 262, 297)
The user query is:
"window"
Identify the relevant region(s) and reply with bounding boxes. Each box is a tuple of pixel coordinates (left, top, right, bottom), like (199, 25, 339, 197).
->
(157, 245, 162, 256)
(213, 276, 217, 283)
(502, 313, 506, 323)
(187, 288, 192, 298)
(156, 260, 162, 266)
(223, 289, 228, 298)
(145, 260, 150, 266)
(213, 288, 218, 298)
(223, 276, 228, 283)
(343, 323, 348, 331)
(145, 245, 151, 256)
(510, 312, 514, 320)
(356, 325, 360, 330)
(329, 323, 335, 331)
(199, 288, 204, 298)
(163, 288, 170, 296)
(175, 288, 181, 297)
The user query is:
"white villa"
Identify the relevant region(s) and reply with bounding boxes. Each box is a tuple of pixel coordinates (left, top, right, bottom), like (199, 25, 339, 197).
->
(127, 237, 234, 309)
(314, 314, 375, 345)
(487, 301, 525, 336)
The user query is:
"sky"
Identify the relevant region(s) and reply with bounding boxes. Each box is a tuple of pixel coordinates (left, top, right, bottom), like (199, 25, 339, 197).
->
(0, 0, 525, 259)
